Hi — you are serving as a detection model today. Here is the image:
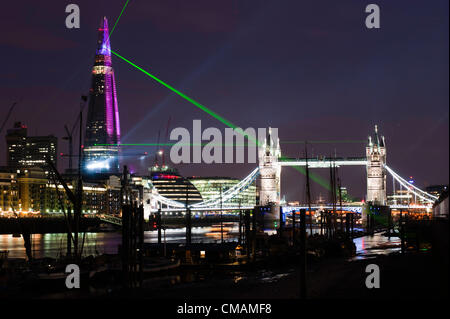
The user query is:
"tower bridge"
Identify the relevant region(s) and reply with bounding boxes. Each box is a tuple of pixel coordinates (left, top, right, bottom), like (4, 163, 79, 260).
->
(278, 157, 367, 168)
(78, 20, 437, 224)
(141, 126, 437, 220)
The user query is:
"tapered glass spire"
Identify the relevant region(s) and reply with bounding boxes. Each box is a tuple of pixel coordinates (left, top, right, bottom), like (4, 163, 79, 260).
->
(83, 17, 121, 175)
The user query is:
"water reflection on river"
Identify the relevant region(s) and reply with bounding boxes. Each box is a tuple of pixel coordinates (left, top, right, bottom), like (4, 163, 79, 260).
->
(0, 224, 242, 259)
(353, 232, 401, 259)
(1, 224, 400, 259)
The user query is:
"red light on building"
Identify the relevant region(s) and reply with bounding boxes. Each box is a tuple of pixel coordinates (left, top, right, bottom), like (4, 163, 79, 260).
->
(158, 174, 180, 179)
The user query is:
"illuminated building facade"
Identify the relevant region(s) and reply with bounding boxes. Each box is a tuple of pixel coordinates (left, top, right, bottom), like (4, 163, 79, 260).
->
(188, 177, 257, 207)
(83, 17, 121, 174)
(387, 189, 413, 205)
(0, 166, 121, 216)
(388, 188, 435, 206)
(0, 170, 18, 214)
(0, 167, 47, 214)
(6, 122, 57, 169)
(17, 168, 47, 213)
(41, 177, 122, 216)
(337, 186, 355, 203)
(150, 167, 203, 206)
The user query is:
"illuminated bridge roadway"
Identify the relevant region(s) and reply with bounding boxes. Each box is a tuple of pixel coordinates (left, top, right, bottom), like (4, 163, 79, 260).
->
(98, 158, 435, 226)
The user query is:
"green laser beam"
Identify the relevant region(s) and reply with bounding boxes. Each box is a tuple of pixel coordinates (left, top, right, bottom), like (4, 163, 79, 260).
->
(110, 49, 258, 145)
(97, 140, 365, 146)
(109, 49, 334, 191)
(96, 143, 254, 147)
(101, 0, 334, 194)
(108, 0, 131, 39)
(290, 165, 331, 191)
(99, 143, 256, 147)
(111, 49, 234, 127)
(98, 143, 333, 190)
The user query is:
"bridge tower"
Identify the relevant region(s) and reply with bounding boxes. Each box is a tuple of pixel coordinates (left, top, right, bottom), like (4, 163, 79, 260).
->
(366, 125, 387, 205)
(258, 127, 281, 206)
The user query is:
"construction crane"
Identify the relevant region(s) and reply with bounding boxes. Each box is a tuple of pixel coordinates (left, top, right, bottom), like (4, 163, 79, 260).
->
(153, 129, 161, 167)
(63, 96, 88, 171)
(162, 116, 171, 168)
(0, 102, 18, 135)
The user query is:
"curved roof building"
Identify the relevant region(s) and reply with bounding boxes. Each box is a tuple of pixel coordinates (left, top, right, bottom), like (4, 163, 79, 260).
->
(149, 167, 203, 206)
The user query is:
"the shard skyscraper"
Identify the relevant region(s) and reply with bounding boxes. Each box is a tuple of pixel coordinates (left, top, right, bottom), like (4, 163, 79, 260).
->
(83, 17, 121, 175)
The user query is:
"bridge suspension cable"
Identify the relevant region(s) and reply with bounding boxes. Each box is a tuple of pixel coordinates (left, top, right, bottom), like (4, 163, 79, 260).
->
(151, 167, 260, 209)
(384, 165, 438, 204)
(152, 193, 186, 208)
(191, 167, 260, 208)
(149, 163, 437, 210)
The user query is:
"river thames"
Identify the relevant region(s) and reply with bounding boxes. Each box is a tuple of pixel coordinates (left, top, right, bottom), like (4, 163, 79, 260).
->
(0, 224, 399, 260)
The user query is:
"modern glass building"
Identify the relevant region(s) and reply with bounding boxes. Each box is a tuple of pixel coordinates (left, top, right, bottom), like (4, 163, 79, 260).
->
(83, 17, 121, 175)
(188, 177, 257, 207)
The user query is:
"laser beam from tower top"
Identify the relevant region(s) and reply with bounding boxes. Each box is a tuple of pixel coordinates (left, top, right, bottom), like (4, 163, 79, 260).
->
(107, 0, 131, 41)
(109, 49, 258, 146)
(108, 48, 332, 191)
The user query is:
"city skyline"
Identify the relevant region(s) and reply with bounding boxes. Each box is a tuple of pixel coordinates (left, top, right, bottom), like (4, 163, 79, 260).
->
(0, 0, 447, 304)
(0, 1, 448, 201)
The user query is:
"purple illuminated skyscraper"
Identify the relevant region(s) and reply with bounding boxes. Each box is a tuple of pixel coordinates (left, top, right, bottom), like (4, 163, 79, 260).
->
(83, 17, 121, 174)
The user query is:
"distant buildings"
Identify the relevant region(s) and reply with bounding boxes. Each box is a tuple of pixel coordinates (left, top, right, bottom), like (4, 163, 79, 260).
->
(5, 122, 57, 169)
(0, 17, 125, 216)
(388, 189, 414, 206)
(0, 167, 48, 214)
(387, 188, 434, 206)
(0, 166, 122, 216)
(429, 185, 448, 219)
(337, 186, 353, 203)
(188, 176, 257, 207)
(42, 175, 122, 216)
(0, 17, 264, 219)
(426, 185, 448, 199)
(432, 189, 448, 219)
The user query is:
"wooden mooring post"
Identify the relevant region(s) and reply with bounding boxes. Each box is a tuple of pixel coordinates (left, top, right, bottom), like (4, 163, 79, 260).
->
(299, 209, 307, 299)
(292, 210, 296, 247)
(121, 203, 144, 289)
(400, 210, 406, 254)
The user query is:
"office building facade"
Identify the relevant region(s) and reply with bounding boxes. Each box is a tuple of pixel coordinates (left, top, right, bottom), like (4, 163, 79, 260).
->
(6, 122, 57, 169)
(188, 177, 257, 207)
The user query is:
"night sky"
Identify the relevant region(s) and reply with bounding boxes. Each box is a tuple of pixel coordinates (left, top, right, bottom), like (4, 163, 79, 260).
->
(0, 0, 448, 201)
